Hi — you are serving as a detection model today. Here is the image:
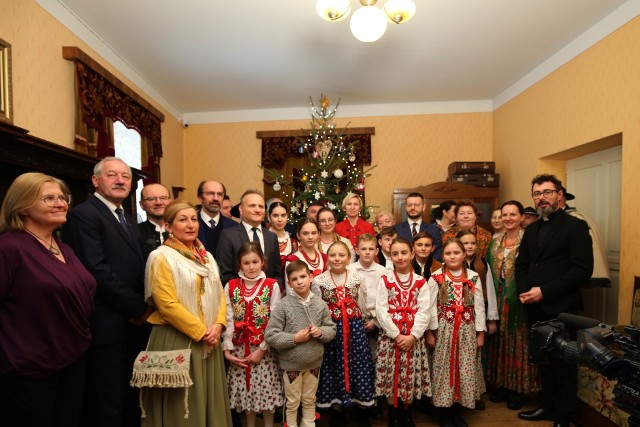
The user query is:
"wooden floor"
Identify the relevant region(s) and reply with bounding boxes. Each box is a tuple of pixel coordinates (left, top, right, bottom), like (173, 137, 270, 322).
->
(255, 394, 577, 427)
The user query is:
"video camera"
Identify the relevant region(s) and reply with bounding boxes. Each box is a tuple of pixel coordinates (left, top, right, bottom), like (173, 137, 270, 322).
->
(529, 313, 640, 419)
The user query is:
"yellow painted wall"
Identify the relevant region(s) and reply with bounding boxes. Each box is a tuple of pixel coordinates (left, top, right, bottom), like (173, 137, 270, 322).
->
(494, 16, 640, 323)
(2, 0, 184, 191)
(183, 113, 493, 210)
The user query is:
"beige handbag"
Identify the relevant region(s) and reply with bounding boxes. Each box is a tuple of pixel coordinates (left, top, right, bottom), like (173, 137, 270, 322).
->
(130, 344, 193, 419)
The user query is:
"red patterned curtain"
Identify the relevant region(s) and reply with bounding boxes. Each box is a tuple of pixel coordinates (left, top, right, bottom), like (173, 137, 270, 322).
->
(261, 134, 372, 168)
(68, 51, 163, 183)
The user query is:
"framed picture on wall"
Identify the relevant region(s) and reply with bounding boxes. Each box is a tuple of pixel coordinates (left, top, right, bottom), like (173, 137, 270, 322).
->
(0, 37, 13, 124)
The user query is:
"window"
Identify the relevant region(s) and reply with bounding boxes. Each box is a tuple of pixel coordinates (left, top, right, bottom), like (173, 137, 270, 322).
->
(113, 120, 145, 222)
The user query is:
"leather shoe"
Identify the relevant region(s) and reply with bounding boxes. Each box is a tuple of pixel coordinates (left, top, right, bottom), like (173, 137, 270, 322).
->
(489, 387, 508, 403)
(506, 392, 524, 410)
(517, 407, 555, 421)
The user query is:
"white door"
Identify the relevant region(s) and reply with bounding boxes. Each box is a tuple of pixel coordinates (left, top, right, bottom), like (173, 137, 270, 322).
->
(567, 145, 621, 325)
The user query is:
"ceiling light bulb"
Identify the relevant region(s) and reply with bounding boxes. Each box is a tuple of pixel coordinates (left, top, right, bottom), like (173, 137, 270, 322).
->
(350, 5, 387, 42)
(316, 0, 352, 22)
(383, 0, 416, 24)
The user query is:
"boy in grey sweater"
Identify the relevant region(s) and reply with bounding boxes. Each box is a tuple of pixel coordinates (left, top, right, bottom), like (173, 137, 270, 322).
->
(265, 260, 335, 427)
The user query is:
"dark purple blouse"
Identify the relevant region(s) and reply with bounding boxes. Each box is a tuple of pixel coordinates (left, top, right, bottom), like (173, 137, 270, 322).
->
(0, 231, 96, 377)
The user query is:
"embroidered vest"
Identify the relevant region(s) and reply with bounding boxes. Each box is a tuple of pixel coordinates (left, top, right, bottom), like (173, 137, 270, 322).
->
(382, 275, 426, 335)
(228, 278, 275, 346)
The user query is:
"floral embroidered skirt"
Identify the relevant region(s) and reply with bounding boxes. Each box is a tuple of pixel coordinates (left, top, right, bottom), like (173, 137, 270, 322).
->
(317, 318, 375, 408)
(227, 344, 284, 412)
(375, 333, 432, 404)
(488, 320, 540, 393)
(431, 320, 482, 409)
(142, 325, 233, 427)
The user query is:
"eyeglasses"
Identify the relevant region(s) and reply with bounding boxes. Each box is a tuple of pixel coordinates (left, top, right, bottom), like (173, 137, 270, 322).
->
(318, 218, 335, 224)
(142, 196, 171, 203)
(41, 194, 71, 206)
(531, 189, 558, 199)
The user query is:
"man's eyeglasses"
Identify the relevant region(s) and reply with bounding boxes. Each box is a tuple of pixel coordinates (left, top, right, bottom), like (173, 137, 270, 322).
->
(142, 196, 171, 203)
(41, 195, 71, 206)
(531, 189, 558, 199)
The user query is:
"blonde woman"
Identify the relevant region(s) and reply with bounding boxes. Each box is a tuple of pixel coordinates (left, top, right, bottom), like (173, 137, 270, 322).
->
(334, 192, 375, 249)
(143, 200, 232, 427)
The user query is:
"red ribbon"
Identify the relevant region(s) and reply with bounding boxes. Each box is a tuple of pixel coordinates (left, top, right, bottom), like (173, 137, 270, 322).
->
(233, 321, 262, 392)
(327, 296, 359, 393)
(387, 305, 417, 408)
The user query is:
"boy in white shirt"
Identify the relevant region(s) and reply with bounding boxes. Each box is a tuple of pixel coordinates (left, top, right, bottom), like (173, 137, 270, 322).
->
(348, 233, 387, 419)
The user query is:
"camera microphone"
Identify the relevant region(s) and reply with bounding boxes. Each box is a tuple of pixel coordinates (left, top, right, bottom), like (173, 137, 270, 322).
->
(557, 313, 602, 330)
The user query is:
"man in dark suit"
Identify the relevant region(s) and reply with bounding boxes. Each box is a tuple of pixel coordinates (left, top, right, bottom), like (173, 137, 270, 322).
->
(394, 192, 443, 261)
(63, 157, 153, 427)
(137, 183, 170, 260)
(216, 189, 284, 287)
(196, 180, 237, 254)
(515, 174, 593, 427)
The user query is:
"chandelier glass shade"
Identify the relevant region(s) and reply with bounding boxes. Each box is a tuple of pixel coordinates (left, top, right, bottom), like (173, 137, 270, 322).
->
(350, 5, 388, 42)
(316, 0, 352, 22)
(316, 0, 416, 42)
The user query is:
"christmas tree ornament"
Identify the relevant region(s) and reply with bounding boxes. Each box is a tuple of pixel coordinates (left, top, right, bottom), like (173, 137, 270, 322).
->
(333, 169, 344, 179)
(327, 203, 336, 210)
(321, 170, 329, 178)
(312, 151, 319, 159)
(298, 146, 304, 154)
(335, 187, 341, 194)
(273, 181, 281, 192)
(348, 153, 356, 162)
(302, 175, 308, 182)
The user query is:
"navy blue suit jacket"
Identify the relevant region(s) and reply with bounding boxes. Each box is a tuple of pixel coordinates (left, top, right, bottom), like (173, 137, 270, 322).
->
(62, 195, 147, 345)
(394, 221, 443, 261)
(215, 223, 283, 287)
(197, 211, 237, 255)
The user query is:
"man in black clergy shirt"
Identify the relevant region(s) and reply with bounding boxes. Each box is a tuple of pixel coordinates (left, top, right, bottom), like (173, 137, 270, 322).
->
(63, 157, 153, 427)
(515, 174, 593, 427)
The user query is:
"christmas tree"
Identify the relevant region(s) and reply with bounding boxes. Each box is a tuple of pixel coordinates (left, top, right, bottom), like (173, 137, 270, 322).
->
(263, 94, 375, 222)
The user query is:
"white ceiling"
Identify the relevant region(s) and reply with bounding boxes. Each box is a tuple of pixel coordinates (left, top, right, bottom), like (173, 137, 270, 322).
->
(39, 0, 639, 122)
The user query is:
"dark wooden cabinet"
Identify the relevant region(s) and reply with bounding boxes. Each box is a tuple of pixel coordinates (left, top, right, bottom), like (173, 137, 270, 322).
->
(0, 122, 145, 217)
(392, 181, 499, 231)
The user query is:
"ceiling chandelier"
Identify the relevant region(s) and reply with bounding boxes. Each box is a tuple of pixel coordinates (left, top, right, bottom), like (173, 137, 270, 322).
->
(316, 0, 416, 42)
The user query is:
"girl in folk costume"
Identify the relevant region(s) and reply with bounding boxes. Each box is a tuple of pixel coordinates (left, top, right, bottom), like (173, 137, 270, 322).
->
(426, 238, 486, 427)
(375, 238, 436, 427)
(267, 202, 298, 275)
(457, 230, 498, 411)
(313, 241, 375, 427)
(285, 219, 326, 293)
(223, 242, 284, 427)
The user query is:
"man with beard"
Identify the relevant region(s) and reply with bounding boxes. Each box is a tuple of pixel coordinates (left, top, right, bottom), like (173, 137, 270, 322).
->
(394, 192, 443, 261)
(137, 183, 171, 260)
(516, 174, 593, 427)
(196, 180, 237, 254)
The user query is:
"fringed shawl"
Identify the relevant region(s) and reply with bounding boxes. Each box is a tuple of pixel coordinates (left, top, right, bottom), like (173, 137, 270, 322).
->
(145, 241, 222, 331)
